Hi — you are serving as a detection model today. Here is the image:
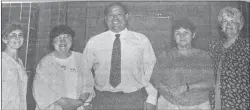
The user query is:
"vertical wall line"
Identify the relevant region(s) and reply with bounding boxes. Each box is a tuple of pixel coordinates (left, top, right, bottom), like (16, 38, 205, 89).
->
(85, 2, 88, 44)
(20, 3, 22, 21)
(8, 3, 11, 21)
(58, 2, 60, 25)
(64, 2, 68, 25)
(25, 3, 32, 69)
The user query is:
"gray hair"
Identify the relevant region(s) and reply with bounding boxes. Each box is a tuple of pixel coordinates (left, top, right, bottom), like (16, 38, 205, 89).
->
(218, 6, 244, 30)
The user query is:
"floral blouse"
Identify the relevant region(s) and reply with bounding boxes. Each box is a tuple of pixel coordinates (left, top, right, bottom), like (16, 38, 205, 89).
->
(208, 36, 250, 109)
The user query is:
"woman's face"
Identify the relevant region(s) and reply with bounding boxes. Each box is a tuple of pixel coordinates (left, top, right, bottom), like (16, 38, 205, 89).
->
(174, 27, 194, 48)
(221, 16, 240, 37)
(3, 29, 24, 50)
(53, 34, 72, 54)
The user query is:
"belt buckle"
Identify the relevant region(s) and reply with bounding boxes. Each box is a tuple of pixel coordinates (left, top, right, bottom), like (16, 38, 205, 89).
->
(117, 91, 125, 95)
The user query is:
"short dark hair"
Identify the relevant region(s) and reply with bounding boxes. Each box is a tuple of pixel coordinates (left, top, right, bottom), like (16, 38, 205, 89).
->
(171, 18, 196, 48)
(49, 25, 75, 50)
(104, 2, 128, 16)
(50, 25, 75, 42)
(172, 18, 196, 33)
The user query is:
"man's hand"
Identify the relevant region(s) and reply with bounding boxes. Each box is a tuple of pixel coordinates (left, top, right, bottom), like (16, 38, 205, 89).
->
(84, 104, 92, 110)
(56, 97, 83, 110)
(144, 102, 156, 110)
(169, 85, 187, 97)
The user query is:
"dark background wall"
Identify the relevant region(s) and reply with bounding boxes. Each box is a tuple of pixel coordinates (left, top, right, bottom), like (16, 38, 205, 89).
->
(1, 1, 249, 110)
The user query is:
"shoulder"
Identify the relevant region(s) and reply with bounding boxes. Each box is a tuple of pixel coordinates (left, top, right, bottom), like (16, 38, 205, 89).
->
(237, 37, 250, 56)
(238, 37, 250, 47)
(128, 30, 148, 41)
(1, 53, 10, 69)
(167, 48, 179, 57)
(37, 52, 54, 67)
(88, 31, 109, 43)
(1, 52, 8, 61)
(194, 49, 210, 56)
(72, 51, 84, 58)
(209, 39, 222, 48)
(208, 38, 224, 55)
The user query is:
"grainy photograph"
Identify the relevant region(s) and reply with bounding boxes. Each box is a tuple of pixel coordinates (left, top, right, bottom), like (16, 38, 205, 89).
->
(1, 0, 250, 110)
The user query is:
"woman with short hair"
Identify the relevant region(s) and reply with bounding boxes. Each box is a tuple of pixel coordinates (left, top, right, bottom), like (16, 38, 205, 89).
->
(151, 18, 215, 110)
(2, 21, 28, 109)
(209, 7, 250, 110)
(33, 25, 94, 110)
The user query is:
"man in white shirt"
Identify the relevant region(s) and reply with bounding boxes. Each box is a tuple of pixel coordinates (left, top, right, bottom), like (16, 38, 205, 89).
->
(82, 2, 157, 110)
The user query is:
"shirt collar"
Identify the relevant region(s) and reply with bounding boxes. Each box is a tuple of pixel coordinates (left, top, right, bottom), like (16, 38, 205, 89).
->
(108, 28, 128, 39)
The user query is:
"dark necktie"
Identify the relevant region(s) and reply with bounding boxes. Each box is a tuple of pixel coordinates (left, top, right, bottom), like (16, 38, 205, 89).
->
(109, 34, 121, 88)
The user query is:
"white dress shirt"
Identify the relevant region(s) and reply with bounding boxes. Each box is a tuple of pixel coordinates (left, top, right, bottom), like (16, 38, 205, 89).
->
(82, 28, 157, 105)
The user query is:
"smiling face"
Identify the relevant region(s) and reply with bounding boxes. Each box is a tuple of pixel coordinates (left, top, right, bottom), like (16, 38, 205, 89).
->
(53, 34, 72, 55)
(105, 4, 128, 33)
(174, 27, 195, 49)
(221, 16, 240, 39)
(3, 29, 24, 50)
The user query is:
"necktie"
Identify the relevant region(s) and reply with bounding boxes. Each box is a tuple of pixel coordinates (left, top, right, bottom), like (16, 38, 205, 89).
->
(109, 34, 121, 88)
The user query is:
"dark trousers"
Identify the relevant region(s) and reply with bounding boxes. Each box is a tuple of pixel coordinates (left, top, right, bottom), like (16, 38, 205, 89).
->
(92, 88, 147, 110)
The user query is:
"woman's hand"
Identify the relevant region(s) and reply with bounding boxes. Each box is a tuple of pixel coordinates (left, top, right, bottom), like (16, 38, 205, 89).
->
(56, 97, 71, 108)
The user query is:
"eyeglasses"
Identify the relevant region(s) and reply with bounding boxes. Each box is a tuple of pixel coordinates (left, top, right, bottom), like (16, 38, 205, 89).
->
(221, 20, 238, 26)
(54, 34, 72, 41)
(175, 31, 191, 36)
(8, 33, 24, 39)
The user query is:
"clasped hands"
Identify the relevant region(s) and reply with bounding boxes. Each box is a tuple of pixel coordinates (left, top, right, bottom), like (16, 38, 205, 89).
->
(169, 85, 189, 104)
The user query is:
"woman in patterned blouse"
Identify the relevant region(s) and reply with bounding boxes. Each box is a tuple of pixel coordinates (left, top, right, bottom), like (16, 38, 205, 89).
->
(209, 6, 250, 110)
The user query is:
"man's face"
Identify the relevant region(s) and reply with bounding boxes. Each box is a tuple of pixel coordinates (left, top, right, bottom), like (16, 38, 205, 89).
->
(105, 5, 128, 33)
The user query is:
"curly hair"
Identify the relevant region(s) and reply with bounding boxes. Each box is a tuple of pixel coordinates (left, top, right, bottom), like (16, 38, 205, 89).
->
(218, 7, 244, 30)
(2, 21, 26, 38)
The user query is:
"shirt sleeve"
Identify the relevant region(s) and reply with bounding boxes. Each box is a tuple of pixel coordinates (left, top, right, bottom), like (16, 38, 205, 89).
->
(82, 39, 96, 102)
(33, 57, 63, 109)
(141, 36, 158, 105)
(1, 62, 18, 109)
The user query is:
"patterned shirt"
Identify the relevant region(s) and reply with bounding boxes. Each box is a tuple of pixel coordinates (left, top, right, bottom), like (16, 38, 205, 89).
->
(208, 36, 250, 109)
